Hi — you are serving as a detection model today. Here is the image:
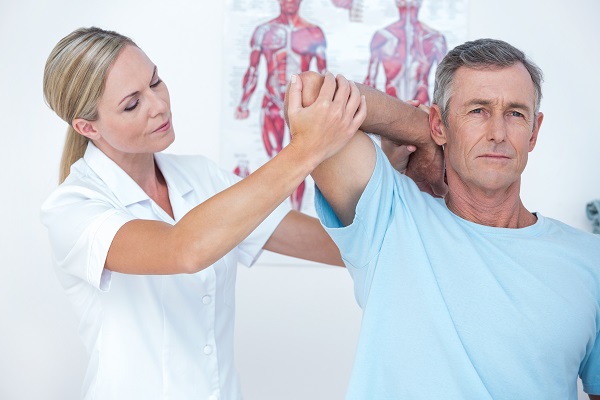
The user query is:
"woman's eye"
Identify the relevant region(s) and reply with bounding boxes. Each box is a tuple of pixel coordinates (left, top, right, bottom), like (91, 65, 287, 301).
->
(124, 99, 139, 112)
(150, 79, 162, 88)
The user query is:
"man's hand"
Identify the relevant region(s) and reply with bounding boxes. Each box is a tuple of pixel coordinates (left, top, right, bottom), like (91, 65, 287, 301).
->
(382, 137, 446, 197)
(405, 141, 447, 197)
(384, 99, 447, 197)
(381, 139, 416, 174)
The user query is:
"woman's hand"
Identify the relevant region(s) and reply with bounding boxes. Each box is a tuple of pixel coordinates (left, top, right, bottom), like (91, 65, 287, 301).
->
(285, 72, 367, 168)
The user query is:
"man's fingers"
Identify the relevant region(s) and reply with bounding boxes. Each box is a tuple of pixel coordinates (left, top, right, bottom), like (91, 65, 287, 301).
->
(382, 141, 415, 173)
(417, 104, 431, 114)
(432, 179, 449, 197)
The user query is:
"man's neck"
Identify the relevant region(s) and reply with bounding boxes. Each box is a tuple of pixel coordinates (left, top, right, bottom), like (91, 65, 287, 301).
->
(444, 181, 537, 229)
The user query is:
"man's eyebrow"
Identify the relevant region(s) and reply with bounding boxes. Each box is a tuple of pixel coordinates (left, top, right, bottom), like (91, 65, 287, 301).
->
(465, 98, 494, 107)
(118, 66, 157, 106)
(506, 101, 531, 112)
(465, 98, 531, 112)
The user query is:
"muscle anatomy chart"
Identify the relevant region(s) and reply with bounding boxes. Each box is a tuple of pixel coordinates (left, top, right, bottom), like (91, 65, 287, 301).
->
(221, 0, 466, 219)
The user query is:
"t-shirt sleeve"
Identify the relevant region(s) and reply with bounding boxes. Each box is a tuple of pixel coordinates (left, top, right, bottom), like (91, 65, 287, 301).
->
(41, 184, 134, 291)
(315, 138, 396, 269)
(581, 327, 600, 394)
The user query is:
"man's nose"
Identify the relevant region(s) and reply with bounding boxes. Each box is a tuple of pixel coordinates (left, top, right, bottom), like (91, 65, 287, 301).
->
(486, 115, 507, 143)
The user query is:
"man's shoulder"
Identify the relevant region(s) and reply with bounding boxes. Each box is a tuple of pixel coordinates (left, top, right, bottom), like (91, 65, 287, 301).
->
(540, 214, 600, 247)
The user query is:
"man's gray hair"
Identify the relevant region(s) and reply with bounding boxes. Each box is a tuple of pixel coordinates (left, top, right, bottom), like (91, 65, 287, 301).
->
(432, 38, 543, 126)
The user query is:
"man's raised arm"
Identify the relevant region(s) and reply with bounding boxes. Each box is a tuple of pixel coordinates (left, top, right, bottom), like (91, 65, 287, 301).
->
(285, 72, 374, 226)
(284, 71, 446, 225)
(289, 72, 446, 198)
(355, 81, 447, 197)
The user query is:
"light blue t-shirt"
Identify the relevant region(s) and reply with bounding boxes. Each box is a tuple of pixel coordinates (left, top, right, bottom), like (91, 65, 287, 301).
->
(315, 141, 600, 400)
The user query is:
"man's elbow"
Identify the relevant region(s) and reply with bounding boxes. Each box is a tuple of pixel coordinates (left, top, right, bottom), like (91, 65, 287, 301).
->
(283, 71, 325, 126)
(299, 71, 325, 107)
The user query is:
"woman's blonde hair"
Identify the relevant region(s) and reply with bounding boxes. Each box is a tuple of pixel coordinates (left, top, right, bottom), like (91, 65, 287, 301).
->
(43, 27, 136, 183)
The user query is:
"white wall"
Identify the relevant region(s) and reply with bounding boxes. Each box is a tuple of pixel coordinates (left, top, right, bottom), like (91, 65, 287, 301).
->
(1, 0, 598, 399)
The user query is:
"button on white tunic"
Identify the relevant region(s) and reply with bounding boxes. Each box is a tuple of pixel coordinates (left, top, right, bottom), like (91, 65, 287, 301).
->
(41, 143, 289, 399)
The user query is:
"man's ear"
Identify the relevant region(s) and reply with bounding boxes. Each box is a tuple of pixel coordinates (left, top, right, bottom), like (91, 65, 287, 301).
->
(72, 118, 100, 140)
(528, 111, 544, 152)
(429, 104, 447, 146)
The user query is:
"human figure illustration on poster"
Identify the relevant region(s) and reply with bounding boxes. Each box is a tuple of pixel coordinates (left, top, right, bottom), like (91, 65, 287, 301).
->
(233, 158, 251, 178)
(235, 0, 327, 211)
(331, 0, 364, 22)
(363, 0, 447, 104)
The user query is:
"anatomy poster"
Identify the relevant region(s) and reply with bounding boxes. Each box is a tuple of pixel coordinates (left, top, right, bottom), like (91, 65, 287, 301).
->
(221, 0, 468, 221)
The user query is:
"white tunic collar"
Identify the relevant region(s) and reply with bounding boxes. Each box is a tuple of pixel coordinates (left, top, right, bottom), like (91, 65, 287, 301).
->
(82, 142, 193, 208)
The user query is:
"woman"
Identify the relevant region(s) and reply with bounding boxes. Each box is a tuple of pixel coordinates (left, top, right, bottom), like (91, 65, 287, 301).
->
(40, 26, 371, 399)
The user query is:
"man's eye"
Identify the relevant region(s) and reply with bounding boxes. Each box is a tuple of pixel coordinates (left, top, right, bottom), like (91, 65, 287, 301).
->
(510, 111, 524, 117)
(470, 108, 482, 114)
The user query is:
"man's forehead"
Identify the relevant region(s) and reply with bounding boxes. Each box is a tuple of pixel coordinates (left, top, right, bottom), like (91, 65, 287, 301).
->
(451, 64, 536, 106)
(453, 63, 530, 80)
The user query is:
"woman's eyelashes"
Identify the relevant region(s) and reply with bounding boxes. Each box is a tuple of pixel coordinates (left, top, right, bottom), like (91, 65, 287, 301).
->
(124, 80, 163, 112)
(124, 99, 139, 112)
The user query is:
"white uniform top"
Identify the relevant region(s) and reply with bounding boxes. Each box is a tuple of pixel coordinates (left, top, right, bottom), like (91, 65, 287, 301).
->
(41, 142, 290, 400)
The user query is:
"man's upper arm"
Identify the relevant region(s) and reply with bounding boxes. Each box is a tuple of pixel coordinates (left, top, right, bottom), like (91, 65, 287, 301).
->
(311, 131, 376, 227)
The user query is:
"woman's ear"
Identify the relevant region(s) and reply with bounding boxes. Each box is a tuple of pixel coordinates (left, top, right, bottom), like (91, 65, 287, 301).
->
(429, 104, 447, 146)
(72, 118, 99, 140)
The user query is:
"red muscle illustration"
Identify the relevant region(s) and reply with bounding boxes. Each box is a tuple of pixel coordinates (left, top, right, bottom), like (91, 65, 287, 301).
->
(236, 0, 327, 211)
(364, 0, 446, 104)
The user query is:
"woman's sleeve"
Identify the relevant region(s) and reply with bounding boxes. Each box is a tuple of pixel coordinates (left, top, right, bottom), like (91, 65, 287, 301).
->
(41, 184, 134, 291)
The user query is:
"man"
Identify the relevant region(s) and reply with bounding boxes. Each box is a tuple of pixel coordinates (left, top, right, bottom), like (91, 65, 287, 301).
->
(235, 0, 327, 211)
(364, 0, 447, 105)
(286, 39, 600, 399)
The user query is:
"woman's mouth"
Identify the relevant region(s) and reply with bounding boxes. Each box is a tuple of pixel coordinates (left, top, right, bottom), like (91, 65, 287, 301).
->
(153, 119, 171, 133)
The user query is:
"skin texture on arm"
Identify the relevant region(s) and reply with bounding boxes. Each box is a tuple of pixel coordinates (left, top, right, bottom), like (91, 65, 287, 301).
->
(107, 73, 364, 275)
